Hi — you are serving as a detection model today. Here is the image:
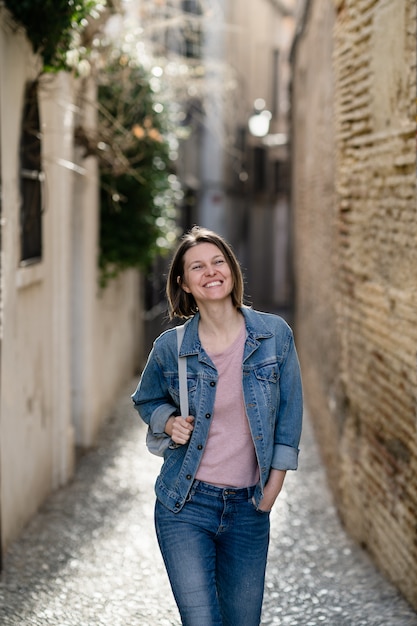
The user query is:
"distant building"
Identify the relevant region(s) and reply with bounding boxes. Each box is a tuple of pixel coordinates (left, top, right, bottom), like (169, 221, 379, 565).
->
(138, 0, 296, 315)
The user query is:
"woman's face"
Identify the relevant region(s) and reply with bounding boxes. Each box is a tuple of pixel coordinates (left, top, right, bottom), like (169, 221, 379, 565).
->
(181, 242, 233, 307)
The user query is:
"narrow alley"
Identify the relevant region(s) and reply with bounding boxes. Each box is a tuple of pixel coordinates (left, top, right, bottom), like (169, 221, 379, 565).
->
(0, 378, 415, 626)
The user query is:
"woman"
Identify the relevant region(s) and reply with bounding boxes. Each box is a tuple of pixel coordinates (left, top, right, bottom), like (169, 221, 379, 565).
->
(132, 226, 303, 626)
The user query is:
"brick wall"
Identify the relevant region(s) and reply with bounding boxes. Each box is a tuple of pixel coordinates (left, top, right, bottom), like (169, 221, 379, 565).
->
(291, 0, 417, 609)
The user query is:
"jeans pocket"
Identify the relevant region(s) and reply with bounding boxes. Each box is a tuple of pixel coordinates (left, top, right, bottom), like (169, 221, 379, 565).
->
(251, 496, 271, 515)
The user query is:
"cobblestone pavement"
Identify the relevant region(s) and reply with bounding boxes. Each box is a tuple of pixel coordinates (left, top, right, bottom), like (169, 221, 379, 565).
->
(1, 378, 416, 626)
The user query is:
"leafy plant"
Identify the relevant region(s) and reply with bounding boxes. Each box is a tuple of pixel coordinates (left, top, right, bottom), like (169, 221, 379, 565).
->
(4, 1, 181, 287)
(3, 0, 104, 71)
(92, 55, 180, 287)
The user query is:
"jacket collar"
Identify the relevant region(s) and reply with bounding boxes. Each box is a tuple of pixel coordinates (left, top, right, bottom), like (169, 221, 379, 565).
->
(179, 306, 273, 357)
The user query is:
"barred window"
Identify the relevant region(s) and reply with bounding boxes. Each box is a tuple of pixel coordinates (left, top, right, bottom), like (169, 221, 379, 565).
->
(20, 80, 43, 263)
(181, 0, 202, 59)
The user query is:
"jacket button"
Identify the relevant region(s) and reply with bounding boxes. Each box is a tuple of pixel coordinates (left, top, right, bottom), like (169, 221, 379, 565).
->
(210, 381, 216, 387)
(197, 444, 203, 450)
(175, 502, 180, 508)
(186, 474, 192, 480)
(205, 413, 211, 419)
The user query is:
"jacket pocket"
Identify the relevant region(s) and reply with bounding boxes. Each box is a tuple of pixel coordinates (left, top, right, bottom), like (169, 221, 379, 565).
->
(168, 375, 198, 414)
(254, 363, 279, 383)
(253, 363, 280, 414)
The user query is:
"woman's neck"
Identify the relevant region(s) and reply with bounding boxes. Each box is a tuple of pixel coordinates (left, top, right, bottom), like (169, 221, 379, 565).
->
(198, 303, 244, 353)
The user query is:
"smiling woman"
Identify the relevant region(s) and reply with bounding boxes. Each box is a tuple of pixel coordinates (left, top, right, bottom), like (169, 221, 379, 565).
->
(131, 225, 304, 626)
(180, 244, 233, 308)
(166, 226, 244, 319)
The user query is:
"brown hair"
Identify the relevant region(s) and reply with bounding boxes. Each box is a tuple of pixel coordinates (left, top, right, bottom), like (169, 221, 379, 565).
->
(166, 226, 244, 319)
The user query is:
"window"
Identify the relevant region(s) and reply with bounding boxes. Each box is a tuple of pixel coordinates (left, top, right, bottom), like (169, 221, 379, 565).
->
(181, 0, 202, 58)
(20, 81, 43, 263)
(253, 147, 267, 193)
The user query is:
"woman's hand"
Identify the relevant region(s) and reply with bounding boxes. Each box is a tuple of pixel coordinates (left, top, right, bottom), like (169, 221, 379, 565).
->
(165, 415, 194, 445)
(256, 469, 287, 512)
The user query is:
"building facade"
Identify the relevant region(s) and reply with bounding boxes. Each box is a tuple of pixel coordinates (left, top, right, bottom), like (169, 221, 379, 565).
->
(0, 7, 143, 558)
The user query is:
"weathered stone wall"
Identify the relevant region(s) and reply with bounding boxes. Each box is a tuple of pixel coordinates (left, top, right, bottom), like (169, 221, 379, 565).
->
(292, 0, 417, 609)
(291, 0, 340, 489)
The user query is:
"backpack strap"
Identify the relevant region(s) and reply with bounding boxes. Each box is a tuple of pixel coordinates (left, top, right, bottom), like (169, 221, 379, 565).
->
(176, 325, 189, 417)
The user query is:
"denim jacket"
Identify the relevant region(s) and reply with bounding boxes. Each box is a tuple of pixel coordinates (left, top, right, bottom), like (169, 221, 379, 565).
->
(131, 307, 303, 512)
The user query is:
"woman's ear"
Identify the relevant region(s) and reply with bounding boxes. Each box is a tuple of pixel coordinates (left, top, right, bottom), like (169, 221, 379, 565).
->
(178, 275, 191, 294)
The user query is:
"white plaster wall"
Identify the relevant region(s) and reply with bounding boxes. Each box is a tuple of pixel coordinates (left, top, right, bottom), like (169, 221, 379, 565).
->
(0, 13, 144, 551)
(71, 133, 143, 447)
(71, 77, 101, 448)
(39, 71, 77, 489)
(89, 270, 143, 446)
(0, 15, 58, 548)
(70, 78, 143, 449)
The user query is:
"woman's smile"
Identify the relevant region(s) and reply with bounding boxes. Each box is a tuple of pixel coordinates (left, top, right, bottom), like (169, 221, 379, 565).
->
(182, 242, 233, 304)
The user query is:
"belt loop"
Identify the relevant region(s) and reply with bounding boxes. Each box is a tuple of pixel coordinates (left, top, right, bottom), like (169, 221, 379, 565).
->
(186, 479, 199, 501)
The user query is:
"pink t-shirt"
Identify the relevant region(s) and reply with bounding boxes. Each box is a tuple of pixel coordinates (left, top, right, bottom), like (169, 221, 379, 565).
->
(195, 324, 260, 488)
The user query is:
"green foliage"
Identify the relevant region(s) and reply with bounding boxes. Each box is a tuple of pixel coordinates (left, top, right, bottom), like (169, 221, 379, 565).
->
(96, 56, 179, 287)
(4, 1, 180, 286)
(3, 0, 99, 70)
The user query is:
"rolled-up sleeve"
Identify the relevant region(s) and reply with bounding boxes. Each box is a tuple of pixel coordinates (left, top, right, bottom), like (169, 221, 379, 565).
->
(131, 345, 178, 436)
(272, 333, 303, 471)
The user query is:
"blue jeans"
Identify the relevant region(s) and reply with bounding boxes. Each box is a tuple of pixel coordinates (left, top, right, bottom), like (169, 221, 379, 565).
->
(155, 480, 270, 626)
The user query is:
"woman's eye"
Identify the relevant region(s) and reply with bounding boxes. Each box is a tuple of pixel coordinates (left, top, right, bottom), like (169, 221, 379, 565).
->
(191, 264, 202, 270)
(215, 259, 225, 265)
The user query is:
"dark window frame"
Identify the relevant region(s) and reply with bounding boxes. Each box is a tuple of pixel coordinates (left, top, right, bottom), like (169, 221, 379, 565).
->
(20, 80, 43, 264)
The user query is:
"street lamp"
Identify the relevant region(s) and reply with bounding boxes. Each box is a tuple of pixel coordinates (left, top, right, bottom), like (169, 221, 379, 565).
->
(248, 98, 272, 138)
